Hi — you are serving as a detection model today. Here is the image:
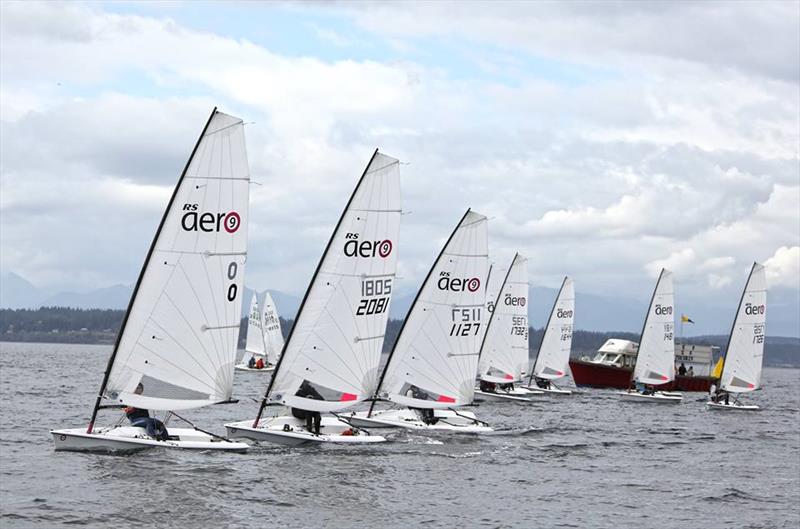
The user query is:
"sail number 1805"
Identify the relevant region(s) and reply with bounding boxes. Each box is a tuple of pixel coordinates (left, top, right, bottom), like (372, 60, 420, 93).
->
(357, 278, 392, 316)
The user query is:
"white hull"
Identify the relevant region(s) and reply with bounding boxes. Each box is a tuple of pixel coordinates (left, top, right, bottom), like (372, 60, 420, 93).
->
(474, 387, 543, 402)
(51, 426, 249, 452)
(345, 408, 493, 433)
(234, 363, 275, 372)
(225, 416, 386, 446)
(706, 401, 760, 411)
(618, 391, 683, 403)
(520, 384, 572, 395)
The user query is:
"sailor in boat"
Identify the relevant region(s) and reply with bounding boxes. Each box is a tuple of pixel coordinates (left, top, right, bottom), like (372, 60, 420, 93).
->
(291, 381, 323, 434)
(124, 383, 169, 441)
(687, 366, 694, 377)
(255, 357, 265, 370)
(247, 356, 257, 369)
(534, 377, 551, 390)
(678, 362, 687, 376)
(405, 387, 438, 425)
(479, 380, 497, 393)
(498, 382, 514, 393)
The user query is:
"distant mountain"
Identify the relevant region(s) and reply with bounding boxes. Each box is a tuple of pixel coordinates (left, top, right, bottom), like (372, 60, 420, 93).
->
(0, 272, 46, 309)
(41, 284, 132, 310)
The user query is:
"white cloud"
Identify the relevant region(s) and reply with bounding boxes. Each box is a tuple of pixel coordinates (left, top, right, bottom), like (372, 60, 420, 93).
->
(764, 246, 800, 289)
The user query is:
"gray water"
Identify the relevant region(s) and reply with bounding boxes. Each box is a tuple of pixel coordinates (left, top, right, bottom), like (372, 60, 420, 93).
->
(1, 342, 798, 529)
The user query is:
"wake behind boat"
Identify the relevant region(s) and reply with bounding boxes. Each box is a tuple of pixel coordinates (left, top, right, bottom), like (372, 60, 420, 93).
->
(706, 262, 767, 411)
(618, 269, 683, 404)
(51, 109, 251, 452)
(225, 150, 401, 445)
(352, 210, 494, 433)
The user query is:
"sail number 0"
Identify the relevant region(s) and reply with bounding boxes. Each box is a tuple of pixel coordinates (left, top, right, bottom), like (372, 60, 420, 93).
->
(227, 261, 238, 302)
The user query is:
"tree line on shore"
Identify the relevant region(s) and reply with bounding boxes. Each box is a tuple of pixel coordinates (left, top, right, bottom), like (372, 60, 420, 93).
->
(1, 307, 797, 366)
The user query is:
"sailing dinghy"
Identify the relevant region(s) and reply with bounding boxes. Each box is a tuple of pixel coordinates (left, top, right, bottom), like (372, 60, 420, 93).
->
(346, 210, 493, 433)
(474, 254, 542, 402)
(52, 109, 251, 452)
(235, 291, 283, 372)
(618, 269, 682, 404)
(707, 262, 766, 411)
(225, 150, 401, 445)
(521, 277, 575, 395)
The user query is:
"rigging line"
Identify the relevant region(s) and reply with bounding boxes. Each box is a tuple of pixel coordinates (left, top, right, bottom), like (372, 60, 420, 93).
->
(337, 279, 371, 378)
(296, 345, 363, 392)
(327, 271, 396, 279)
(365, 159, 400, 174)
(416, 322, 464, 393)
(156, 249, 246, 256)
(206, 119, 244, 136)
(170, 411, 233, 442)
(348, 208, 402, 213)
(400, 349, 461, 395)
(424, 300, 485, 308)
(442, 252, 489, 258)
(199, 254, 226, 367)
(147, 318, 217, 384)
(319, 305, 368, 384)
(185, 176, 250, 181)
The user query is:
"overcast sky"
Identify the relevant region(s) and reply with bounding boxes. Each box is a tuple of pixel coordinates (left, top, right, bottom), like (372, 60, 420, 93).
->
(1, 1, 798, 309)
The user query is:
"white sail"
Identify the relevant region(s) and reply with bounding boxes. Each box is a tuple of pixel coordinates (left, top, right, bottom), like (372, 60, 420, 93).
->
(104, 110, 250, 411)
(720, 263, 767, 393)
(262, 291, 284, 366)
(478, 254, 529, 383)
(380, 210, 489, 409)
(632, 269, 675, 386)
(533, 276, 574, 381)
(244, 292, 267, 359)
(266, 151, 401, 413)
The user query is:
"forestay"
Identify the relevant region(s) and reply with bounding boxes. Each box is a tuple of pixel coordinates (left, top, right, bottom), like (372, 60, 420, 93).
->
(265, 151, 402, 413)
(532, 277, 574, 381)
(478, 254, 529, 383)
(103, 111, 250, 411)
(720, 263, 766, 393)
(380, 210, 489, 409)
(632, 269, 675, 386)
(262, 291, 284, 366)
(245, 292, 267, 358)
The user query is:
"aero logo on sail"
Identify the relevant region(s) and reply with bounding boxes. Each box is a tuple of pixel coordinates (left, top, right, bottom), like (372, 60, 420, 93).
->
(654, 304, 673, 316)
(744, 303, 765, 315)
(504, 294, 526, 307)
(181, 204, 241, 233)
(556, 308, 573, 318)
(438, 274, 481, 292)
(343, 233, 393, 258)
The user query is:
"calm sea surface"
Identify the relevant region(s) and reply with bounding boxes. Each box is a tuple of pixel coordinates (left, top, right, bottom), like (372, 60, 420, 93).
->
(1, 342, 798, 529)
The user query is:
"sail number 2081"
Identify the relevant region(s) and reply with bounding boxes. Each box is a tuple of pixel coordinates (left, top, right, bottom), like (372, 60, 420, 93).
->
(357, 278, 392, 316)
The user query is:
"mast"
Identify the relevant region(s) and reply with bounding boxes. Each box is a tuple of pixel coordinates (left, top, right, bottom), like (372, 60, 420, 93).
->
(476, 253, 518, 368)
(718, 262, 757, 390)
(253, 148, 380, 427)
(528, 275, 567, 386)
(367, 208, 473, 417)
(87, 107, 218, 433)
(627, 268, 665, 391)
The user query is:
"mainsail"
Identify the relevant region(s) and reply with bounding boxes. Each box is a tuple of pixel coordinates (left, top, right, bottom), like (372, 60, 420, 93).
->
(478, 254, 529, 383)
(98, 109, 250, 413)
(244, 292, 267, 359)
(378, 210, 489, 409)
(262, 291, 284, 366)
(257, 151, 401, 415)
(531, 277, 574, 381)
(720, 263, 767, 393)
(632, 269, 675, 386)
